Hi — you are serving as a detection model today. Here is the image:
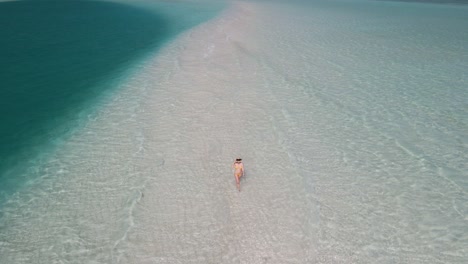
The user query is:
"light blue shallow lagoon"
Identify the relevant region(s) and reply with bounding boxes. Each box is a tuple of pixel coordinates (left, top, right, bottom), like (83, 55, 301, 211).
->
(0, 0, 224, 199)
(254, 0, 468, 262)
(0, 0, 466, 263)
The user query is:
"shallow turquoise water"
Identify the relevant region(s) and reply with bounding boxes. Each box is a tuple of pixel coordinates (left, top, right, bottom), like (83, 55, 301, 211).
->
(253, 0, 468, 261)
(0, 0, 223, 199)
(0, 0, 466, 262)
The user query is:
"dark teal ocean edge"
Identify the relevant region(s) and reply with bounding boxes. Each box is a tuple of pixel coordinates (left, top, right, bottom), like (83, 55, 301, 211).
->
(0, 0, 224, 199)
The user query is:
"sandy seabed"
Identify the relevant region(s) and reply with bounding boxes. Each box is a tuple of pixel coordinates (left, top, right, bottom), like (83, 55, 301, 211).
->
(0, 2, 320, 263)
(1, 0, 467, 263)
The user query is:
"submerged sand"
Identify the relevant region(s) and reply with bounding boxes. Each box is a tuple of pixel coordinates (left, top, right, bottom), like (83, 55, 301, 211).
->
(1, 0, 467, 263)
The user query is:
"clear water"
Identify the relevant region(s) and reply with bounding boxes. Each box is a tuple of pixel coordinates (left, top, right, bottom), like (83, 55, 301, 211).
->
(0, 0, 223, 199)
(252, 0, 468, 262)
(0, 0, 466, 263)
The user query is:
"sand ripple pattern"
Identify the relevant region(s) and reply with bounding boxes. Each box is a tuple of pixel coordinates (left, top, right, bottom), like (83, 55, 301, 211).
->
(1, 1, 467, 264)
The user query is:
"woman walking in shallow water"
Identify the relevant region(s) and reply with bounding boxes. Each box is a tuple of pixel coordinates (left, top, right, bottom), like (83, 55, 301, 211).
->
(232, 158, 244, 191)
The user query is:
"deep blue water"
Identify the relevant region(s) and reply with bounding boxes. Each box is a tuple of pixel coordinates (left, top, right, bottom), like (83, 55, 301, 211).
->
(0, 0, 222, 199)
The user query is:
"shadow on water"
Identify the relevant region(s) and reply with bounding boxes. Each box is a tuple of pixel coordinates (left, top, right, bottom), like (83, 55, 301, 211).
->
(0, 0, 201, 195)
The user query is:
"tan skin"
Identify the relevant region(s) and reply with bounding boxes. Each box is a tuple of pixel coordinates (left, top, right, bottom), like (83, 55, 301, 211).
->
(232, 159, 244, 191)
